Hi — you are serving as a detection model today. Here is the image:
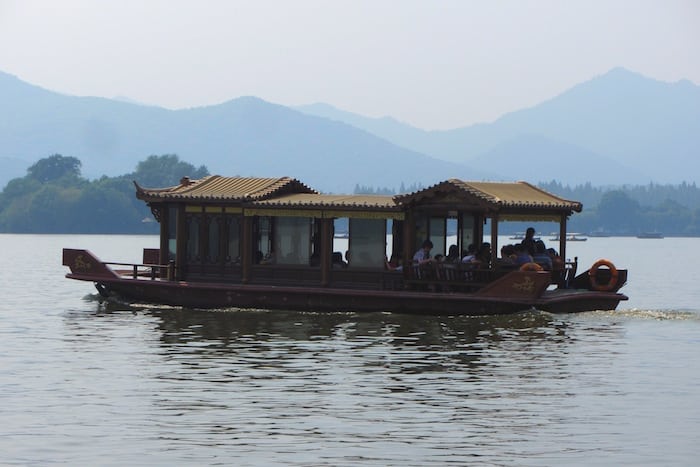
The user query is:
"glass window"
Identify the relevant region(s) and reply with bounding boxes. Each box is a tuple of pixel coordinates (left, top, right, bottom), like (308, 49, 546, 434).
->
(207, 216, 221, 263)
(430, 217, 446, 256)
(461, 214, 475, 254)
(275, 217, 311, 265)
(186, 215, 200, 261)
(226, 215, 241, 264)
(349, 218, 385, 268)
(167, 206, 177, 260)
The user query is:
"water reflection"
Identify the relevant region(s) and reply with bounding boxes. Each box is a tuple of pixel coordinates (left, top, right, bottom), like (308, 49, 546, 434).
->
(56, 304, 690, 466)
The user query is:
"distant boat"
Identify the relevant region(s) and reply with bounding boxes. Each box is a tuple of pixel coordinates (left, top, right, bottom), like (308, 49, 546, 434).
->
(509, 232, 540, 241)
(637, 232, 664, 239)
(588, 230, 611, 238)
(550, 233, 588, 242)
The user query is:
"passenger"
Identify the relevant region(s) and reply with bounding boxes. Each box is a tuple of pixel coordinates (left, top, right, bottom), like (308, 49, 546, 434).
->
(461, 243, 477, 263)
(345, 250, 352, 266)
(332, 251, 347, 268)
(446, 244, 460, 263)
(513, 243, 533, 266)
(547, 248, 564, 271)
(413, 240, 433, 265)
(533, 240, 552, 270)
(499, 244, 516, 265)
(521, 227, 537, 256)
(386, 254, 403, 271)
(475, 242, 491, 266)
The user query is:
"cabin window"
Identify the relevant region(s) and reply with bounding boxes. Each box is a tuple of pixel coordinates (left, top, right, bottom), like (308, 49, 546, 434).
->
(167, 206, 177, 261)
(275, 216, 311, 265)
(186, 214, 201, 261)
(226, 215, 241, 264)
(348, 218, 385, 268)
(206, 215, 221, 263)
(430, 217, 446, 256)
(255, 216, 273, 263)
(461, 214, 475, 253)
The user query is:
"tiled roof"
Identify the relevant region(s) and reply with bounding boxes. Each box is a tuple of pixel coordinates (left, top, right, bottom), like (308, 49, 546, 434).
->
(394, 179, 582, 212)
(135, 176, 317, 202)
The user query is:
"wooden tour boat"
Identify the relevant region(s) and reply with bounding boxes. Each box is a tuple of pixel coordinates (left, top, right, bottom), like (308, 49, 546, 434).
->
(63, 176, 628, 315)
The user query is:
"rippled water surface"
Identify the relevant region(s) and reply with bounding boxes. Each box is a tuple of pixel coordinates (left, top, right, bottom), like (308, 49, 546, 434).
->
(1, 234, 699, 465)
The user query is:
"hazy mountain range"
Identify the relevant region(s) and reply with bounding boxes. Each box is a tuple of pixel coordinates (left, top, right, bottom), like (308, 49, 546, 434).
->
(1, 67, 698, 193)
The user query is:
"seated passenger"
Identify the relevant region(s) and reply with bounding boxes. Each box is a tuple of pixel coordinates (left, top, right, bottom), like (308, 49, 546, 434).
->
(533, 240, 552, 270)
(446, 244, 460, 263)
(461, 243, 477, 263)
(513, 243, 533, 265)
(413, 240, 433, 265)
(385, 254, 403, 271)
(474, 242, 491, 266)
(499, 244, 517, 265)
(332, 251, 347, 268)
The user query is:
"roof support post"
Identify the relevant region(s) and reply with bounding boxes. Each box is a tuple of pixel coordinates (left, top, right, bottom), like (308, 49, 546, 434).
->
(320, 218, 332, 286)
(403, 209, 414, 280)
(175, 205, 186, 280)
(559, 215, 567, 261)
(159, 205, 169, 266)
(490, 214, 499, 269)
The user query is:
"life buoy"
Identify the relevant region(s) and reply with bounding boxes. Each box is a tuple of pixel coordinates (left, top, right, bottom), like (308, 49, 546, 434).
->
(588, 259, 618, 291)
(520, 262, 543, 272)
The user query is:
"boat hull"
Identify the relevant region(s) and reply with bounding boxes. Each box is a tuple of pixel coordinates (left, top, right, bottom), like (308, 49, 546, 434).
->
(67, 274, 627, 315)
(63, 249, 627, 315)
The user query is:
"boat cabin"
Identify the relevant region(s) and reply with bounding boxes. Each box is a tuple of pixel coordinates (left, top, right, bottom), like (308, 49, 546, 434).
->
(135, 176, 582, 291)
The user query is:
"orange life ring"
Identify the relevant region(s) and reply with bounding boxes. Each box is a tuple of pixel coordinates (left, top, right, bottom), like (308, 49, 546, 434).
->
(520, 262, 543, 272)
(588, 259, 619, 291)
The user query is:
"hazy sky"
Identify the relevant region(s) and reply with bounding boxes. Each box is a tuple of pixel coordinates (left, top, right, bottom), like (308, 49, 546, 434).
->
(1, 0, 698, 129)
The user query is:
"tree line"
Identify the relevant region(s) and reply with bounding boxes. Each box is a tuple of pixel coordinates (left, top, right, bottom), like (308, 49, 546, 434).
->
(1, 156, 699, 235)
(0, 154, 208, 233)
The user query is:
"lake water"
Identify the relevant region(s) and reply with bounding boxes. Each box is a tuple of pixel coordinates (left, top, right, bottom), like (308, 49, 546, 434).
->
(1, 234, 699, 465)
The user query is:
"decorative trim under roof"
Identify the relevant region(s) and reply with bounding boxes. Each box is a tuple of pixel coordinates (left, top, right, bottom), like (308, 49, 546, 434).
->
(251, 193, 400, 211)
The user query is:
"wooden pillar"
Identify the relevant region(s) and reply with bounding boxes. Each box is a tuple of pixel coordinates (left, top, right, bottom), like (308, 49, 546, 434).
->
(559, 215, 567, 261)
(159, 205, 168, 265)
(490, 214, 499, 269)
(242, 215, 253, 284)
(320, 218, 332, 286)
(175, 205, 186, 280)
(403, 210, 414, 279)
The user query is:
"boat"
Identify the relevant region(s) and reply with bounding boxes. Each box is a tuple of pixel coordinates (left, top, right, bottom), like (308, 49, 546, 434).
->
(637, 232, 664, 239)
(63, 176, 628, 315)
(550, 233, 588, 242)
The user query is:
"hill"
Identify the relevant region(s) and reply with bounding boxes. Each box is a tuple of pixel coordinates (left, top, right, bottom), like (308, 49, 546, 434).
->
(298, 68, 700, 185)
(0, 71, 490, 193)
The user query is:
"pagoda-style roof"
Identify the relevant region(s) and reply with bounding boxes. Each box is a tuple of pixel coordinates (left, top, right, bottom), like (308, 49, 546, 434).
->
(134, 175, 582, 220)
(394, 179, 582, 214)
(135, 175, 317, 203)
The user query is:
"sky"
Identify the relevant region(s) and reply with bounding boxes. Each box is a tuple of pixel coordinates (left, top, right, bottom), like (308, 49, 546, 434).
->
(0, 0, 698, 130)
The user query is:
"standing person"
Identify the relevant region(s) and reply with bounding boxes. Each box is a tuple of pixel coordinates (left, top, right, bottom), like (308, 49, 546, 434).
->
(521, 227, 537, 256)
(413, 240, 433, 264)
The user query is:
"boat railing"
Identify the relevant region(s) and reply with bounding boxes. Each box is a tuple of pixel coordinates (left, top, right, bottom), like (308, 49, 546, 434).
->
(105, 261, 176, 281)
(407, 262, 507, 292)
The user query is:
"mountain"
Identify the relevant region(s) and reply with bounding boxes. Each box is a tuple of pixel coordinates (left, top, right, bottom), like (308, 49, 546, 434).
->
(0, 71, 492, 193)
(2, 68, 698, 192)
(298, 68, 700, 184)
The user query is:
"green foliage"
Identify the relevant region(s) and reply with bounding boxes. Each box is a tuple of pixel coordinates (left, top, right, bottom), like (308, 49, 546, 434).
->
(27, 154, 82, 183)
(133, 154, 209, 188)
(0, 153, 209, 233)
